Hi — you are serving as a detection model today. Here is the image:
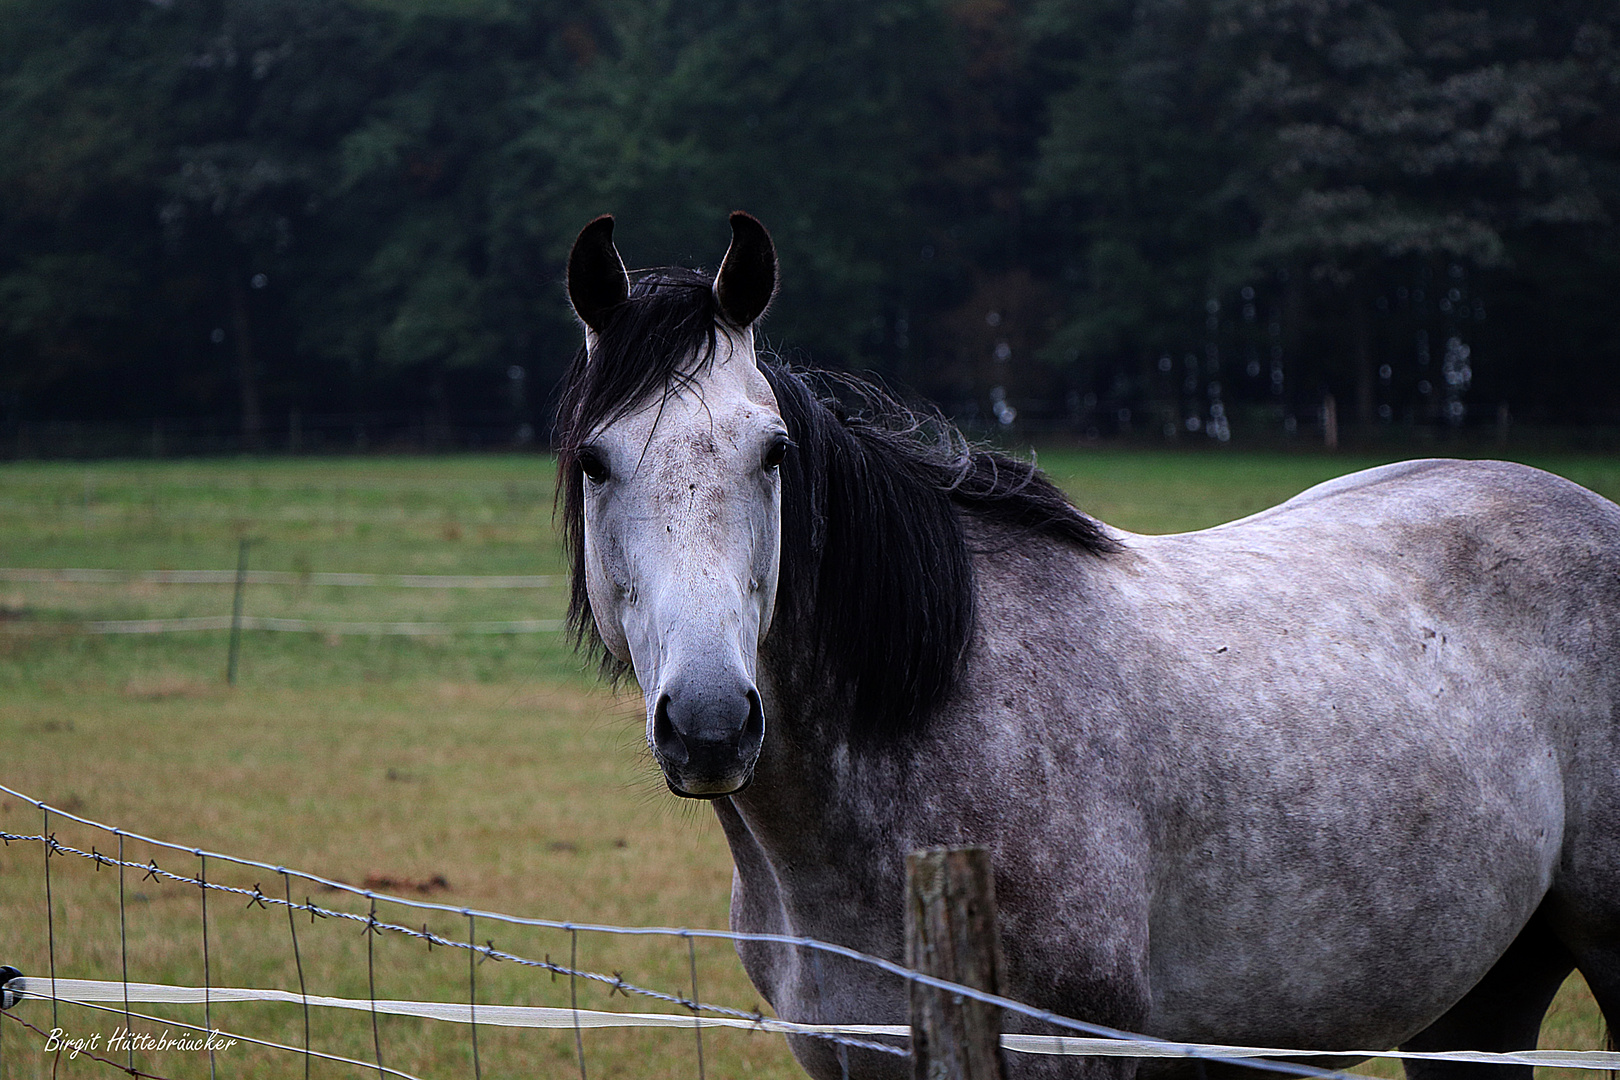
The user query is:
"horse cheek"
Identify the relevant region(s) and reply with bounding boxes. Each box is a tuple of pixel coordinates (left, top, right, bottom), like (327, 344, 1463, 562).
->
(583, 522, 633, 664)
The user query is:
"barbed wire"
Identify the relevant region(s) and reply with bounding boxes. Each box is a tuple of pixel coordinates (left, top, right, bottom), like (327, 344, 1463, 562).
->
(2, 825, 910, 1064)
(11, 786, 1611, 1079)
(0, 783, 1228, 1064)
(0, 785, 1362, 1080)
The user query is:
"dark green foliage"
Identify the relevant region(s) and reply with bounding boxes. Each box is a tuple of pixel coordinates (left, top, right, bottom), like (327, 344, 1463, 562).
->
(0, 0, 1616, 445)
(1029, 0, 1620, 435)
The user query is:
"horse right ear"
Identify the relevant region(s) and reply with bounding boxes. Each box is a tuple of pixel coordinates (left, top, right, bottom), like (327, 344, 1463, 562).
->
(568, 215, 630, 336)
(713, 211, 778, 328)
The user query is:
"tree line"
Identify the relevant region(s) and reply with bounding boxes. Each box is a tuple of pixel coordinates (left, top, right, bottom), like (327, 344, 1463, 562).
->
(1, 0, 1616, 450)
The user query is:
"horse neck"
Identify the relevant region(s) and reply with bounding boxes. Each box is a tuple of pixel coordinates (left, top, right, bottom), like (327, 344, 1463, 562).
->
(726, 658, 915, 916)
(745, 507, 958, 814)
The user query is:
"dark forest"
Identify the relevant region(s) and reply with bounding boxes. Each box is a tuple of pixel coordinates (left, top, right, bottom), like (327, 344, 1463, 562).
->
(2, 0, 1617, 452)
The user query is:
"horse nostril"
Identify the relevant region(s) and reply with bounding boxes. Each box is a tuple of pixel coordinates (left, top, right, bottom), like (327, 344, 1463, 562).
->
(740, 688, 765, 760)
(652, 693, 688, 765)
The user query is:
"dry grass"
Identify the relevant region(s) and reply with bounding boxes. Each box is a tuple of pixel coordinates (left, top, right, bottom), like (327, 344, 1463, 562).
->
(0, 677, 796, 1079)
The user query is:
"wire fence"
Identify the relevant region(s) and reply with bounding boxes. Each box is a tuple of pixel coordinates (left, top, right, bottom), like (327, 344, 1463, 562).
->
(0, 570, 561, 589)
(4, 785, 1619, 1080)
(0, 566, 565, 638)
(14, 616, 564, 636)
(0, 785, 899, 1080)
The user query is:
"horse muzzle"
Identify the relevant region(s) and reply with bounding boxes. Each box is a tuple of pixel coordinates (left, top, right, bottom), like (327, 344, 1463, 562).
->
(650, 675, 765, 798)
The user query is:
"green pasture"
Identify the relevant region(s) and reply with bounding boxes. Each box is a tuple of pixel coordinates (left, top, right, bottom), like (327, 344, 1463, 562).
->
(0, 449, 1615, 1079)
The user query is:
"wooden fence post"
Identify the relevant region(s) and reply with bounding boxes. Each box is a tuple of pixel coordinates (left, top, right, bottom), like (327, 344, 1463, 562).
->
(226, 538, 251, 686)
(906, 846, 1008, 1080)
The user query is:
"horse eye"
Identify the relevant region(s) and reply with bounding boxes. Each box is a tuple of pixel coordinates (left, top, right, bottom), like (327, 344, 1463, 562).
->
(578, 450, 610, 484)
(762, 438, 790, 471)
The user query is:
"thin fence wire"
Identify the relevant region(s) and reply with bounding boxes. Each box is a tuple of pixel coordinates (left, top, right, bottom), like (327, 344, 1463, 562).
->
(281, 873, 311, 1080)
(0, 783, 1148, 1058)
(0, 565, 567, 636)
(7, 996, 430, 1080)
(0, 785, 915, 1075)
(0, 569, 561, 588)
(40, 615, 565, 636)
(466, 913, 481, 1080)
(4, 785, 1618, 1079)
(4, 1007, 178, 1080)
(199, 852, 216, 1080)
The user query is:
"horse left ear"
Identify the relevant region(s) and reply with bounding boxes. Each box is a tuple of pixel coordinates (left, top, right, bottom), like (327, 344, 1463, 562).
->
(568, 214, 631, 336)
(713, 212, 778, 328)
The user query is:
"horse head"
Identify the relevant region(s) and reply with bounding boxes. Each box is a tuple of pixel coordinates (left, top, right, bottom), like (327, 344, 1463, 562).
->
(561, 213, 785, 798)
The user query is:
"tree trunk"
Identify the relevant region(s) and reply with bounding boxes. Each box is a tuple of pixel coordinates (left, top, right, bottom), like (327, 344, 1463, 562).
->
(229, 270, 264, 451)
(427, 371, 451, 449)
(1352, 286, 1374, 427)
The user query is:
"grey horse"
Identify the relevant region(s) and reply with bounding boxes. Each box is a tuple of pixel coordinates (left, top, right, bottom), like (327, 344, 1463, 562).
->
(554, 212, 1620, 1080)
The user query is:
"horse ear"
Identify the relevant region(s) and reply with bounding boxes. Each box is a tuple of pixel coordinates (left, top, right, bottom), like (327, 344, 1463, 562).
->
(713, 211, 778, 328)
(568, 214, 630, 335)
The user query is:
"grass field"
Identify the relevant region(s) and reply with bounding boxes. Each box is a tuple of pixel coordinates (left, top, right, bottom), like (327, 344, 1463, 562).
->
(1, 448, 1615, 1079)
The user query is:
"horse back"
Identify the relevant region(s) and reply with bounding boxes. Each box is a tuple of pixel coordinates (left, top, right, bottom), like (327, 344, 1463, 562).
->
(1132, 457, 1620, 659)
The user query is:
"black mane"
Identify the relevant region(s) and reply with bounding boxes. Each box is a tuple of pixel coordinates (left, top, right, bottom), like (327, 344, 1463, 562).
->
(554, 268, 1120, 736)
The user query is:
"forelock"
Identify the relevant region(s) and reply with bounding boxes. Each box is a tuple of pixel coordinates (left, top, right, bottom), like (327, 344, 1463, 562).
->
(556, 268, 721, 449)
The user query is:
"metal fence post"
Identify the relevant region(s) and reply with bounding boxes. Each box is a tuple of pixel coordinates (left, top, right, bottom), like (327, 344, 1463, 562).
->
(906, 846, 1008, 1080)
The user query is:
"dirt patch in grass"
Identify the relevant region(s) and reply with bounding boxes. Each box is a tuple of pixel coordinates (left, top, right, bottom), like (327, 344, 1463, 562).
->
(121, 672, 223, 700)
(358, 871, 453, 894)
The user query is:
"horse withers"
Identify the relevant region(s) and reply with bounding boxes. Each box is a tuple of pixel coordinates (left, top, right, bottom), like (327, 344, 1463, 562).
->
(554, 211, 1620, 1079)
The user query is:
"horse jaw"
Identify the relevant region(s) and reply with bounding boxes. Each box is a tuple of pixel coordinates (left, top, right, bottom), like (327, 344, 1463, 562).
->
(580, 326, 786, 798)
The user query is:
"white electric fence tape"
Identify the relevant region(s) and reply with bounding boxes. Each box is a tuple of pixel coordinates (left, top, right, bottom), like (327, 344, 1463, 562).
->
(13, 976, 1620, 1069)
(5, 786, 1615, 1076)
